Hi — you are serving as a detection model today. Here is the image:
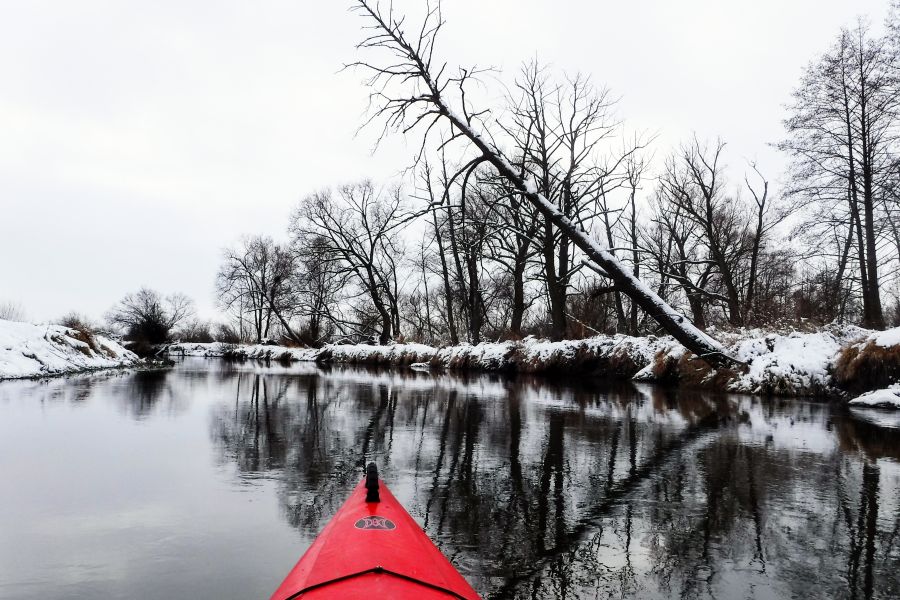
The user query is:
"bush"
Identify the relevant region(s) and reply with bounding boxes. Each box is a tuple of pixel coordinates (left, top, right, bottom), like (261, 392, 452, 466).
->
(105, 288, 194, 344)
(57, 312, 97, 334)
(175, 319, 215, 343)
(214, 324, 241, 344)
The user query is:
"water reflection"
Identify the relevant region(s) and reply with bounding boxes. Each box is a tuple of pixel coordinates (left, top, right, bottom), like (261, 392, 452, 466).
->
(204, 364, 900, 599)
(2, 361, 900, 599)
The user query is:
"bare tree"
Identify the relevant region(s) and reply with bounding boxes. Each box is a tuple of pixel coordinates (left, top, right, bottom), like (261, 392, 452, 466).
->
(502, 62, 641, 340)
(217, 236, 301, 344)
(779, 21, 899, 329)
(653, 139, 784, 327)
(292, 234, 343, 345)
(290, 181, 413, 344)
(106, 288, 194, 344)
(419, 158, 461, 344)
(349, 0, 734, 365)
(484, 170, 541, 337)
(643, 187, 713, 329)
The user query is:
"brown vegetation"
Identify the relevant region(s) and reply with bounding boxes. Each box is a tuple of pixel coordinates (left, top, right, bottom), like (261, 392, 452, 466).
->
(646, 350, 740, 391)
(834, 341, 900, 393)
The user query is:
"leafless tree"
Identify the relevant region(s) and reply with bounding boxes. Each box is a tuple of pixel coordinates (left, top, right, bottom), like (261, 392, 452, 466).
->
(290, 181, 413, 344)
(653, 138, 784, 327)
(501, 62, 645, 340)
(106, 288, 194, 344)
(348, 1, 735, 366)
(643, 187, 713, 329)
(216, 236, 301, 344)
(291, 234, 343, 345)
(779, 21, 899, 329)
(419, 157, 461, 344)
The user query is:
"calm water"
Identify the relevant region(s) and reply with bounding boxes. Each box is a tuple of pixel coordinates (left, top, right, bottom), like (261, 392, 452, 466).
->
(1, 359, 899, 599)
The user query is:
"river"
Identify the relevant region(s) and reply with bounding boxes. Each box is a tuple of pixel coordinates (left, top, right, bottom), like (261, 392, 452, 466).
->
(1, 358, 899, 599)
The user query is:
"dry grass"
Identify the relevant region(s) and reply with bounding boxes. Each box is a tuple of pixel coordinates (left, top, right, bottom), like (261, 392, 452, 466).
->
(646, 350, 739, 390)
(834, 340, 900, 393)
(69, 328, 102, 356)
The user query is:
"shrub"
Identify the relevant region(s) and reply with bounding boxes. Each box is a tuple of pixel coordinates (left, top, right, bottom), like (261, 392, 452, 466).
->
(57, 312, 96, 333)
(214, 324, 241, 344)
(105, 288, 194, 344)
(176, 319, 215, 343)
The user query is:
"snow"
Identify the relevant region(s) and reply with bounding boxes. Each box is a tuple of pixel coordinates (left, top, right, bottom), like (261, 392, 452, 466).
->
(165, 341, 433, 364)
(848, 384, 900, 409)
(430, 334, 672, 375)
(0, 319, 138, 380)
(169, 335, 670, 377)
(166, 342, 321, 361)
(327, 343, 435, 364)
(870, 326, 900, 348)
(729, 330, 843, 396)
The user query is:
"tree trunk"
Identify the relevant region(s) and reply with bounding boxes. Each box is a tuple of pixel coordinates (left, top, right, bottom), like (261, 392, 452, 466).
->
(510, 258, 527, 336)
(542, 220, 568, 341)
(861, 158, 885, 329)
(465, 254, 482, 344)
(431, 212, 459, 345)
(857, 48, 885, 330)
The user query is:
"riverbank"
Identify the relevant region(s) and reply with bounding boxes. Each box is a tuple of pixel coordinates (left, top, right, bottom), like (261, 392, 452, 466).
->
(0, 318, 141, 380)
(165, 324, 900, 402)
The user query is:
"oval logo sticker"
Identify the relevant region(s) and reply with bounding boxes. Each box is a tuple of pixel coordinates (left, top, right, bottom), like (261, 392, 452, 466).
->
(354, 516, 396, 530)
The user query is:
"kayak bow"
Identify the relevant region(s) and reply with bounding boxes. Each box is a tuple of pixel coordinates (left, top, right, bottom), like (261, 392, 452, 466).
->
(270, 464, 481, 599)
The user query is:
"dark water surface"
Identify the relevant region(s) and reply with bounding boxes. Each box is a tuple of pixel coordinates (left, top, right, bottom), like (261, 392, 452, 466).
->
(2, 359, 900, 599)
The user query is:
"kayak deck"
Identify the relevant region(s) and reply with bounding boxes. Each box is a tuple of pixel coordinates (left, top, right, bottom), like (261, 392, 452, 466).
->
(287, 570, 473, 598)
(270, 472, 480, 599)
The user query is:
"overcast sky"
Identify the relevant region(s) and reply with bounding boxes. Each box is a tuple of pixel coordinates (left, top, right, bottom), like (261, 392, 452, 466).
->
(0, 0, 893, 323)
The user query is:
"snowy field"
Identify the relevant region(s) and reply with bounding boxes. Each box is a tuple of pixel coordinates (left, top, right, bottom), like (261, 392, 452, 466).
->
(0, 319, 138, 380)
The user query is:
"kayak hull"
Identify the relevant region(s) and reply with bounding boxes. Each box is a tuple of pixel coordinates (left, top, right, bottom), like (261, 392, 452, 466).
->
(270, 477, 480, 600)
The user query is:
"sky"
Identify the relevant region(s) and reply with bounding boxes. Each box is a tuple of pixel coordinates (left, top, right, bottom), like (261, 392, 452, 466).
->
(0, 0, 893, 323)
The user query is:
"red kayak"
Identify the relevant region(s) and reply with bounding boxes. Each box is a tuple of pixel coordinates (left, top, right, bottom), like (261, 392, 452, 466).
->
(270, 464, 481, 599)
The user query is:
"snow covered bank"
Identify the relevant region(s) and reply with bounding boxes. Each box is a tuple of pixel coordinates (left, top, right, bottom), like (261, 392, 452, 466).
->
(637, 326, 873, 397)
(834, 327, 900, 394)
(166, 336, 670, 377)
(166, 342, 320, 362)
(167, 341, 435, 365)
(165, 325, 900, 400)
(0, 319, 139, 380)
(848, 385, 900, 409)
(321, 343, 436, 366)
(430, 335, 674, 376)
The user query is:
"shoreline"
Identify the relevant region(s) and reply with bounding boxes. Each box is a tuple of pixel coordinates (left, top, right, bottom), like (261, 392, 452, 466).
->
(0, 360, 172, 383)
(0, 318, 143, 381)
(164, 325, 900, 404)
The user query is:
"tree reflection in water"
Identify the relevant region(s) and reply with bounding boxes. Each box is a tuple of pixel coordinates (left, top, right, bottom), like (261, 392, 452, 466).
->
(208, 365, 900, 599)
